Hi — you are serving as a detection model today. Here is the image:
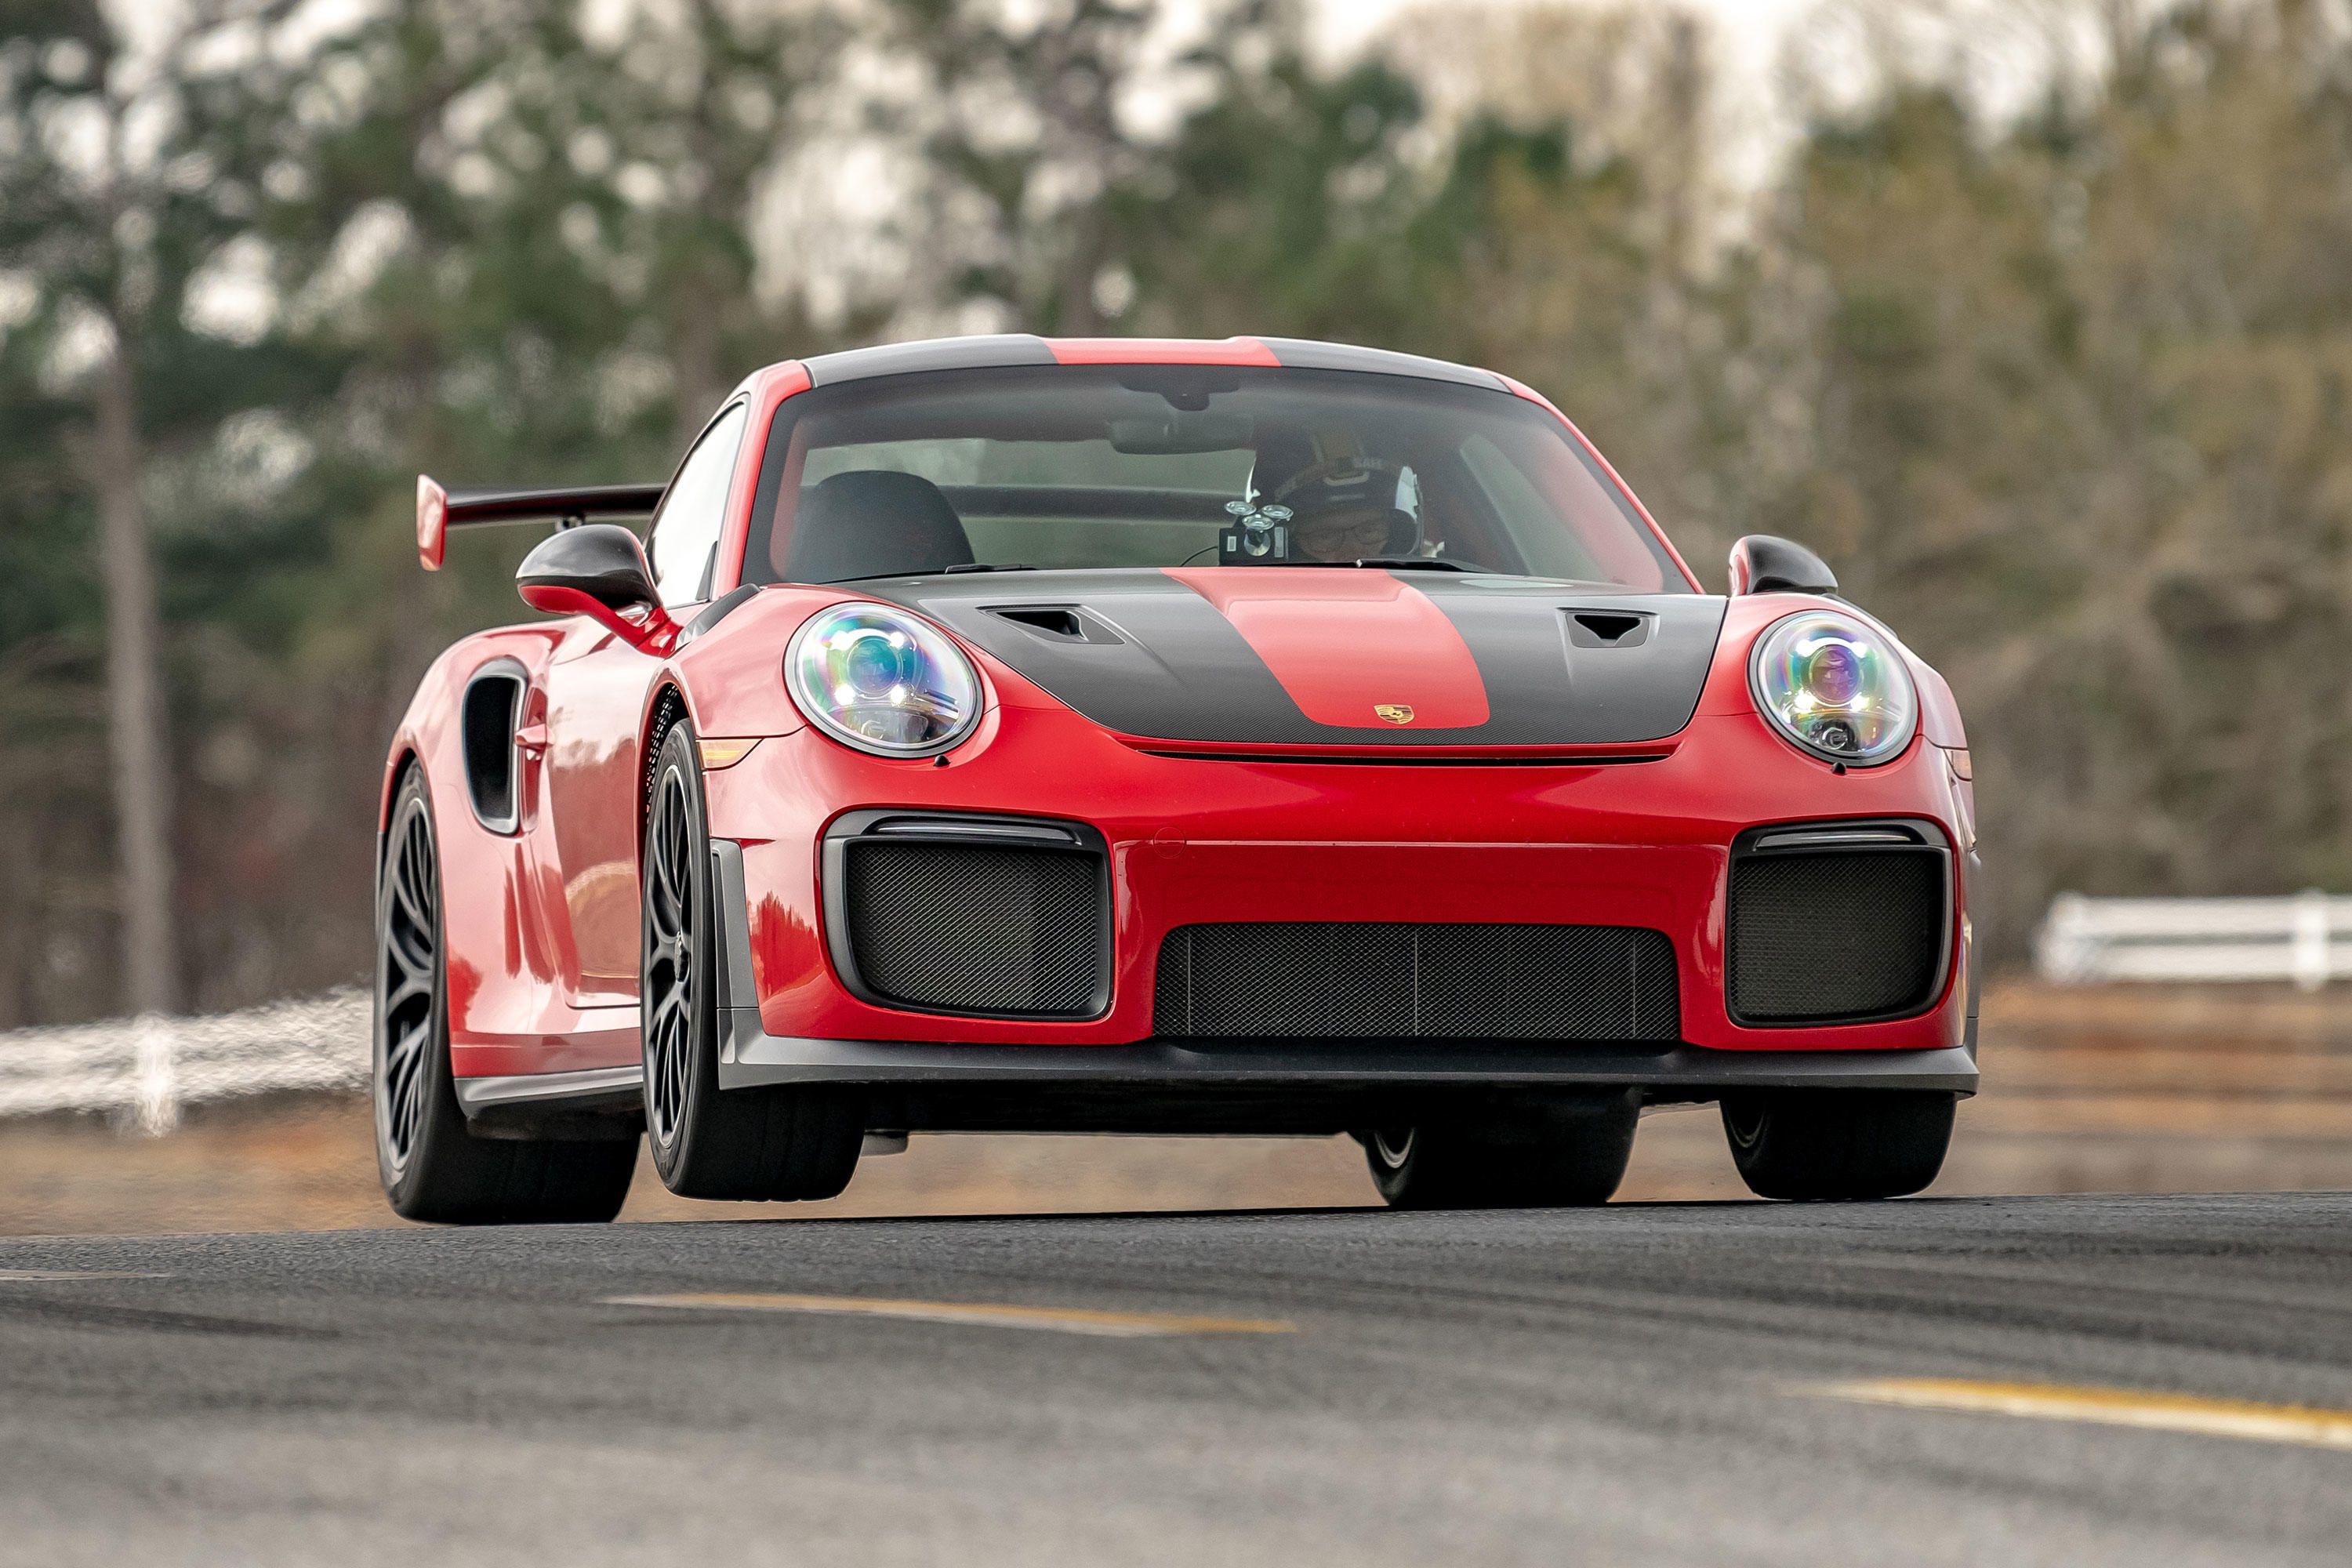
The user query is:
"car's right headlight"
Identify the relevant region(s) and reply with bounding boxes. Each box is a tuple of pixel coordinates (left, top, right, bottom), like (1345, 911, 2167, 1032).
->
(786, 601, 982, 757)
(1748, 608, 1918, 765)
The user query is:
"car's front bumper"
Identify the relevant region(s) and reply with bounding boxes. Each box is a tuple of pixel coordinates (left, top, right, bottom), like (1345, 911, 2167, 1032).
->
(706, 841, 1976, 1132)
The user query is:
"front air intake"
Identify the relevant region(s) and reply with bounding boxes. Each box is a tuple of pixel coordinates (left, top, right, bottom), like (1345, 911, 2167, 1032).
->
(1152, 922, 1679, 1041)
(1726, 822, 1951, 1025)
(825, 812, 1109, 1020)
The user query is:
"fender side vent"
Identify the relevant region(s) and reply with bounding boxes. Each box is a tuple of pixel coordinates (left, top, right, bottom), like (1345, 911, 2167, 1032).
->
(459, 663, 524, 834)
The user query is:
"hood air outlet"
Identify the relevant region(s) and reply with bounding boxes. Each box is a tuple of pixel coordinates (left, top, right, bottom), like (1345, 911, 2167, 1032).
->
(1568, 611, 1651, 648)
(986, 604, 1123, 644)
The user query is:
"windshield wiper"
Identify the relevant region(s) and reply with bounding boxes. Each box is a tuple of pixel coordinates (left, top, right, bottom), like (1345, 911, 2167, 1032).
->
(942, 561, 1036, 575)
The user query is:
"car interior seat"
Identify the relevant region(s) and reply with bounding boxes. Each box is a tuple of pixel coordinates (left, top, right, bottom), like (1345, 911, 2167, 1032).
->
(784, 470, 976, 583)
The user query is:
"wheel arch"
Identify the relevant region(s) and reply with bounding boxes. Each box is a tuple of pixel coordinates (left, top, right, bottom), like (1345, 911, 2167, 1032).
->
(640, 681, 693, 850)
(378, 746, 423, 868)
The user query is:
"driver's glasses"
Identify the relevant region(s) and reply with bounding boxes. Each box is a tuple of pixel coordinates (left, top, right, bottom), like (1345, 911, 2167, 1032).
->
(1294, 509, 1392, 561)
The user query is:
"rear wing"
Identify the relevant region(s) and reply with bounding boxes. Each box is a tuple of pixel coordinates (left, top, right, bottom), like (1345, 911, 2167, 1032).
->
(415, 476, 665, 570)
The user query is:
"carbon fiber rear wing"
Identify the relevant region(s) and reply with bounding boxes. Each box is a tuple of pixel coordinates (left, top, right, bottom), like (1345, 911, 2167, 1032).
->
(414, 476, 664, 570)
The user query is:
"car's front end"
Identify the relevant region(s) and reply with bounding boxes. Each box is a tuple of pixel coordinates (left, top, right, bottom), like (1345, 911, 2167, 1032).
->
(640, 338, 1980, 1203)
(689, 577, 1976, 1122)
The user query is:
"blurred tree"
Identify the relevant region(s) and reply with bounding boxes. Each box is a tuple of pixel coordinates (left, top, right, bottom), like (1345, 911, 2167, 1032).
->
(7, 0, 2352, 1024)
(1743, 0, 2352, 953)
(194, 0, 850, 1005)
(887, 0, 1320, 335)
(0, 0, 311, 1018)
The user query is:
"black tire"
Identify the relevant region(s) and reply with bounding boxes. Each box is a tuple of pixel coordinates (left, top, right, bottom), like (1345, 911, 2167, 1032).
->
(1361, 1092, 1640, 1209)
(641, 717, 863, 1202)
(1719, 1089, 1955, 1200)
(374, 768, 638, 1225)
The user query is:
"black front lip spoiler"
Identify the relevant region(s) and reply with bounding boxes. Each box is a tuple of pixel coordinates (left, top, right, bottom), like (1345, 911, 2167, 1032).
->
(717, 1024, 1976, 1098)
(707, 840, 1976, 1105)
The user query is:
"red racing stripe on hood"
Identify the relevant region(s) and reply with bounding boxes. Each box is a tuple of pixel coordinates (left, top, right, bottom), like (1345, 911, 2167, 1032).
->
(1164, 568, 1490, 730)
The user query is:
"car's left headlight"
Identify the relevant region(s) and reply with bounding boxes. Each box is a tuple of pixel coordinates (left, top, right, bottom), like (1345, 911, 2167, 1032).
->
(1748, 608, 1918, 765)
(786, 601, 982, 757)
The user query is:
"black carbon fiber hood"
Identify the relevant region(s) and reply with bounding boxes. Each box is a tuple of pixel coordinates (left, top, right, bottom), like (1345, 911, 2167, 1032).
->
(862, 568, 1726, 747)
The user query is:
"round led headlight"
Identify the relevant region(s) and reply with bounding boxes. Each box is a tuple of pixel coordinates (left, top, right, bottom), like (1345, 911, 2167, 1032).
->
(1748, 609, 1918, 765)
(786, 602, 982, 757)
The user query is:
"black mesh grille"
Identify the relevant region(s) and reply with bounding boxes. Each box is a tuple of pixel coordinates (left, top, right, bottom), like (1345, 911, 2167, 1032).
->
(1728, 849, 1946, 1023)
(844, 842, 1102, 1016)
(1152, 923, 1679, 1040)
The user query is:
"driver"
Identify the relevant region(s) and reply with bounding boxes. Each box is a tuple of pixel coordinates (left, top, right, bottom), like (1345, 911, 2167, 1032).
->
(1255, 453, 1423, 563)
(1282, 470, 1412, 562)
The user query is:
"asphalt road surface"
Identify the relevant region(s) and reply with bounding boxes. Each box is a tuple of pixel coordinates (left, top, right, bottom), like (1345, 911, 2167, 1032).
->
(2, 1192, 2349, 1566)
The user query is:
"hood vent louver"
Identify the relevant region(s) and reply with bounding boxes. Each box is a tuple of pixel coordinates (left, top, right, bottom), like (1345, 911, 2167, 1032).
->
(986, 605, 1123, 644)
(1569, 611, 1650, 648)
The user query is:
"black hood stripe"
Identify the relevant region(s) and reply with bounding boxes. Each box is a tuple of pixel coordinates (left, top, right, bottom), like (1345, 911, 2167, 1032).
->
(863, 570, 1725, 747)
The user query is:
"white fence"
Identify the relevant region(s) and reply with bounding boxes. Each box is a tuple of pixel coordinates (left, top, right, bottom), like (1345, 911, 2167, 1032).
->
(2037, 892, 2352, 989)
(3, 896, 2343, 1133)
(0, 988, 370, 1133)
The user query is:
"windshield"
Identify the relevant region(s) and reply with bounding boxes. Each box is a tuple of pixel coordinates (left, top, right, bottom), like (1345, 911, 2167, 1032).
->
(742, 365, 1689, 592)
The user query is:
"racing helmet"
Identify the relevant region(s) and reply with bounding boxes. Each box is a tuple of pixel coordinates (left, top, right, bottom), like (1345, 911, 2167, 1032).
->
(1221, 448, 1424, 564)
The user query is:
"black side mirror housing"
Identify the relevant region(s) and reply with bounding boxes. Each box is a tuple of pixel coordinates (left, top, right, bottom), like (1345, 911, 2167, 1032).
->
(1727, 535, 1838, 597)
(517, 524, 674, 648)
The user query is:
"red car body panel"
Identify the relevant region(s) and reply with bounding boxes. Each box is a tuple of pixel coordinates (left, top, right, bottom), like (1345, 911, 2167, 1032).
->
(385, 336, 1976, 1101)
(1162, 568, 1494, 731)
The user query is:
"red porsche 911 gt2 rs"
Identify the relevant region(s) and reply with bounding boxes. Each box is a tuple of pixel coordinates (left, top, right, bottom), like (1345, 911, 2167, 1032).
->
(375, 334, 1978, 1224)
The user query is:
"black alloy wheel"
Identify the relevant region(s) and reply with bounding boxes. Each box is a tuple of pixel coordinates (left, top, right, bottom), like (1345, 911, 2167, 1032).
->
(1360, 1091, 1641, 1209)
(640, 717, 864, 1202)
(642, 757, 699, 1154)
(373, 768, 637, 1225)
(1719, 1088, 1955, 1200)
(378, 789, 440, 1176)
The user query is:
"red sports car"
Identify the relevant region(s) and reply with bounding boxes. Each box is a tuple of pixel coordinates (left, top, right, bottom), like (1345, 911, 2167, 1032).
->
(376, 335, 1978, 1223)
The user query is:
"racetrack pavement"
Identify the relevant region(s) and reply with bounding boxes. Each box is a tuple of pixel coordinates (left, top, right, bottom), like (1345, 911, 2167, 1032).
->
(1, 1193, 2348, 1566)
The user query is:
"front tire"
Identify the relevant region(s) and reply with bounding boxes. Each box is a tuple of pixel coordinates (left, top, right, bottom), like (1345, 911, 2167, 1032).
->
(374, 768, 637, 1225)
(1719, 1089, 1955, 1200)
(1362, 1093, 1640, 1209)
(641, 717, 862, 1202)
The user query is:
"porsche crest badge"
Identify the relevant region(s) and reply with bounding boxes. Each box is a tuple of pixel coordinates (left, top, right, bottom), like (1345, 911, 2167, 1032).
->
(1374, 704, 1415, 725)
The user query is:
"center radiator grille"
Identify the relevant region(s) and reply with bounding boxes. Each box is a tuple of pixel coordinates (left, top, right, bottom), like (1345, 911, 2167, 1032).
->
(1152, 922, 1679, 1041)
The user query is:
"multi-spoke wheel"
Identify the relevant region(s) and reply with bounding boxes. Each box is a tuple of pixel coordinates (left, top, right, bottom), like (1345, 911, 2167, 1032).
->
(1359, 1092, 1640, 1209)
(640, 717, 863, 1202)
(373, 768, 637, 1225)
(643, 761, 699, 1153)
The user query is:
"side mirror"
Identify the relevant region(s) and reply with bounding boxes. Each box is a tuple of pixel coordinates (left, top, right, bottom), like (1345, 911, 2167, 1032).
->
(1727, 535, 1838, 597)
(516, 524, 677, 648)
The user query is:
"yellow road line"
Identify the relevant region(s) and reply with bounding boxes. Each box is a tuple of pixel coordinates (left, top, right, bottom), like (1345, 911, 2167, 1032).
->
(602, 1291, 1296, 1338)
(1811, 1377, 2352, 1452)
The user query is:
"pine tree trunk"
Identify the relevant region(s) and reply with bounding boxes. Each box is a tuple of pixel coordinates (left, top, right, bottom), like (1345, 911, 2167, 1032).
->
(92, 339, 179, 1017)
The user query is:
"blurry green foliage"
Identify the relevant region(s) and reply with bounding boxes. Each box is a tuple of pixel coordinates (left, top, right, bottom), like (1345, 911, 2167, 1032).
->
(4, 0, 2352, 1021)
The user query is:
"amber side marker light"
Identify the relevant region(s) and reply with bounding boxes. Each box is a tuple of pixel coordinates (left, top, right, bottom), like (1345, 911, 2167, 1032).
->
(696, 737, 761, 771)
